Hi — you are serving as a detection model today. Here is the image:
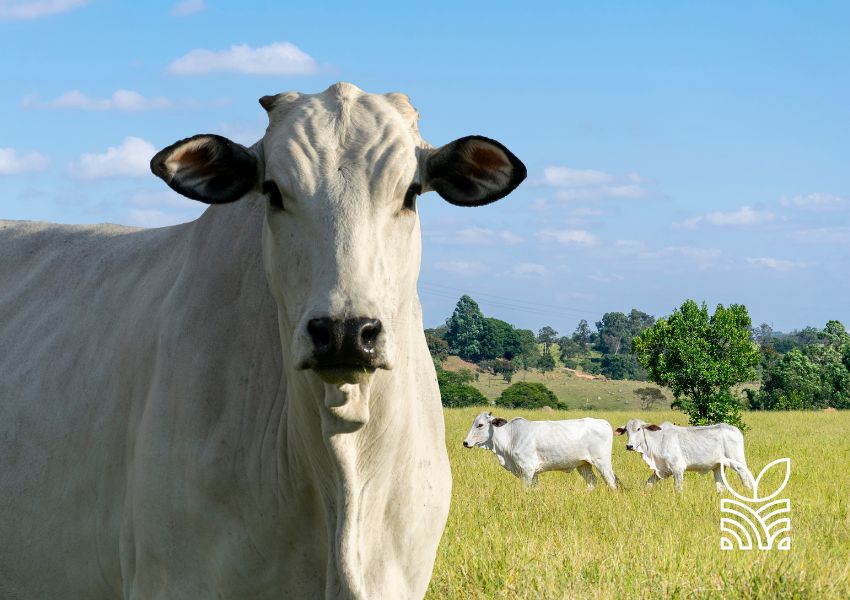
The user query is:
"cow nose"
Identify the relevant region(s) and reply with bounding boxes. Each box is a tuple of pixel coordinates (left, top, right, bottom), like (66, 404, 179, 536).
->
(626, 444, 634, 451)
(463, 441, 470, 448)
(307, 317, 383, 368)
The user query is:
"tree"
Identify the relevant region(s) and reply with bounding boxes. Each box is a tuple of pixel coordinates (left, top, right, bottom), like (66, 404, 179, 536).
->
(437, 368, 487, 407)
(496, 382, 560, 409)
(537, 326, 558, 354)
(599, 354, 646, 381)
(480, 358, 519, 383)
(595, 312, 629, 354)
(424, 327, 449, 363)
(536, 351, 556, 376)
(595, 309, 654, 355)
(557, 336, 582, 363)
(751, 322, 774, 350)
(757, 320, 850, 410)
(514, 328, 540, 369)
(634, 387, 666, 410)
(632, 300, 759, 428)
(572, 319, 592, 350)
(480, 317, 522, 361)
(445, 295, 485, 361)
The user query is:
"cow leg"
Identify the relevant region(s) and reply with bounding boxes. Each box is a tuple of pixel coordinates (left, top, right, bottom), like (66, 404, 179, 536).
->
(645, 472, 661, 488)
(520, 470, 537, 488)
(591, 460, 618, 490)
(672, 470, 684, 491)
(577, 463, 597, 490)
(732, 464, 753, 490)
(713, 466, 725, 493)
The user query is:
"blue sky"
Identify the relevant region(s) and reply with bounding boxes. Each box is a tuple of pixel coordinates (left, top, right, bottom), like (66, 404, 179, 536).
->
(2, 1, 848, 334)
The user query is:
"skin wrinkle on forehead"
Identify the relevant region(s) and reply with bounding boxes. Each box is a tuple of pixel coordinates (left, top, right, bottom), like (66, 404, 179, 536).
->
(266, 94, 417, 209)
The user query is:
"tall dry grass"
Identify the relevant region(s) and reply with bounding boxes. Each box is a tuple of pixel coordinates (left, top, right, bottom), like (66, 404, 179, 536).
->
(427, 408, 850, 599)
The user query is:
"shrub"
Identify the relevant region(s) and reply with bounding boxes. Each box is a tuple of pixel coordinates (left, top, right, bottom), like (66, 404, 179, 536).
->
(496, 382, 560, 409)
(437, 369, 487, 407)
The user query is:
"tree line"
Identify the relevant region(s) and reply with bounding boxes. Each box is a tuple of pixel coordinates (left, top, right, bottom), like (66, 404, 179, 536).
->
(425, 294, 656, 383)
(428, 294, 849, 426)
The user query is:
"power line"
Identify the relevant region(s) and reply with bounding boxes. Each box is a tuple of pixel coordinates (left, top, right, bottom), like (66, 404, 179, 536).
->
(418, 281, 600, 323)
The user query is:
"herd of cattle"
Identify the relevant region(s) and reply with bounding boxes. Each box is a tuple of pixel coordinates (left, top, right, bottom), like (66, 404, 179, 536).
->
(462, 412, 753, 492)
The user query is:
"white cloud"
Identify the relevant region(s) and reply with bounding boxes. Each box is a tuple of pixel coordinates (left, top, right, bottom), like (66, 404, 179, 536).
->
(675, 206, 774, 229)
(537, 228, 597, 246)
(0, 147, 49, 175)
(70, 137, 155, 180)
(614, 239, 645, 253)
(639, 245, 723, 264)
(540, 166, 651, 201)
(434, 260, 489, 275)
(746, 257, 811, 271)
(588, 272, 624, 283)
(0, 0, 87, 20)
(792, 226, 850, 244)
(170, 0, 205, 16)
(780, 192, 848, 211)
(510, 263, 547, 278)
(168, 42, 317, 76)
(426, 227, 522, 246)
(25, 89, 172, 111)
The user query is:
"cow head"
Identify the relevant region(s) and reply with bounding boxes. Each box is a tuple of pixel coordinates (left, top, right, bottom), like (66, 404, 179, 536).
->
(151, 83, 525, 386)
(463, 411, 508, 448)
(614, 419, 661, 452)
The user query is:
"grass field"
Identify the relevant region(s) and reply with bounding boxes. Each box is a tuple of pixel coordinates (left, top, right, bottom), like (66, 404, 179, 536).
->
(426, 408, 850, 599)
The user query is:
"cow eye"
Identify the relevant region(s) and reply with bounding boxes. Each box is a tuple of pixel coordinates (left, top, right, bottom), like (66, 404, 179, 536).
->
(477, 423, 483, 428)
(263, 180, 284, 210)
(402, 183, 421, 212)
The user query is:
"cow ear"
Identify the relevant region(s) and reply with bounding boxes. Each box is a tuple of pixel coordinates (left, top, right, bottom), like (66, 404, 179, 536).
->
(614, 427, 626, 436)
(150, 134, 260, 204)
(422, 135, 526, 207)
(646, 424, 662, 431)
(492, 418, 508, 427)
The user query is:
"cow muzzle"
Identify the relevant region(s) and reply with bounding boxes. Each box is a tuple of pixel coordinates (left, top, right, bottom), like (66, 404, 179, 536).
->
(303, 317, 387, 383)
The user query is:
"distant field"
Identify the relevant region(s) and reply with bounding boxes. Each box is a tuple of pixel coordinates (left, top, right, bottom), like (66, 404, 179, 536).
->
(441, 355, 672, 410)
(426, 408, 850, 599)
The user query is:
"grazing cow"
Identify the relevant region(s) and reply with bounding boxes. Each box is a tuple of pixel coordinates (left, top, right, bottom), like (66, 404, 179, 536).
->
(0, 83, 526, 599)
(462, 412, 618, 489)
(614, 419, 753, 492)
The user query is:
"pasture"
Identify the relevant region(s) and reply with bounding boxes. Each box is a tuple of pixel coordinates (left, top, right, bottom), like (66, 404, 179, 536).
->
(427, 408, 850, 599)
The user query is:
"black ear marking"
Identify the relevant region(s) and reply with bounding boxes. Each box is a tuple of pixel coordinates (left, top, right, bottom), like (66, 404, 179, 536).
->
(492, 418, 508, 427)
(150, 134, 259, 204)
(646, 424, 662, 431)
(614, 427, 626, 436)
(425, 135, 526, 207)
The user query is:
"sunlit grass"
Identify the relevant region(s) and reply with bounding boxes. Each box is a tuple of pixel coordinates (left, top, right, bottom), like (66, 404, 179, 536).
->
(427, 408, 850, 599)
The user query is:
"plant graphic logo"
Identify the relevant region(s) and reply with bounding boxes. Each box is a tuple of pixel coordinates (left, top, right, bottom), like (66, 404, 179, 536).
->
(719, 458, 791, 550)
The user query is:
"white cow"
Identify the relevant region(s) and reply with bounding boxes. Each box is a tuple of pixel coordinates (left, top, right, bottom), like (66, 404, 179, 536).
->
(462, 412, 618, 489)
(614, 419, 753, 492)
(0, 83, 526, 599)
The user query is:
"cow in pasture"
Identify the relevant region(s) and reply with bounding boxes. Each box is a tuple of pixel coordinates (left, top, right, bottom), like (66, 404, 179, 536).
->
(0, 82, 526, 599)
(614, 419, 753, 492)
(462, 412, 618, 489)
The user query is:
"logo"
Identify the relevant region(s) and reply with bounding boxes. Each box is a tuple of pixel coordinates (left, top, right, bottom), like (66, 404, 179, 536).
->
(719, 458, 791, 551)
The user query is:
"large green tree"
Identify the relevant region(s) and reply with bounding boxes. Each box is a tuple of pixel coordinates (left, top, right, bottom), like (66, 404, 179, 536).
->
(445, 295, 486, 361)
(632, 300, 759, 428)
(757, 320, 850, 410)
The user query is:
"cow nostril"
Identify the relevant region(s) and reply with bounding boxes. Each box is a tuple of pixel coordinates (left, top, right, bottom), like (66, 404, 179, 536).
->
(359, 319, 382, 349)
(307, 318, 334, 350)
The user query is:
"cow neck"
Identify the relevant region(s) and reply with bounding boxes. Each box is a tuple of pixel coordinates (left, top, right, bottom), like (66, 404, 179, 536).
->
(279, 301, 424, 599)
(486, 422, 513, 456)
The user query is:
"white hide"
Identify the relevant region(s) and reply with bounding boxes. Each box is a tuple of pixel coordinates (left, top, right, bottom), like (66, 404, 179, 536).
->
(463, 412, 618, 489)
(0, 83, 530, 599)
(617, 419, 752, 492)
